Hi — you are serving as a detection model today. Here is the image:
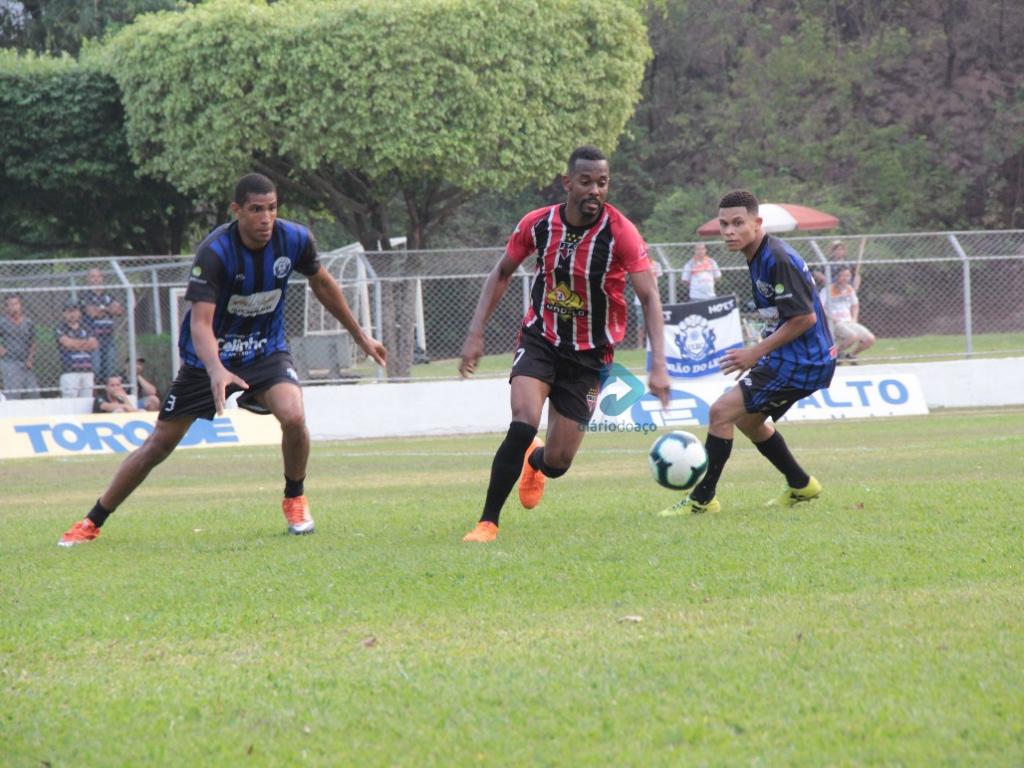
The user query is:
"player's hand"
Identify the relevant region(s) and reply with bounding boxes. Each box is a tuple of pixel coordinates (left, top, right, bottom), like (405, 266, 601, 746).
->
(647, 366, 672, 409)
(209, 366, 249, 416)
(358, 334, 387, 367)
(718, 346, 760, 380)
(459, 334, 484, 378)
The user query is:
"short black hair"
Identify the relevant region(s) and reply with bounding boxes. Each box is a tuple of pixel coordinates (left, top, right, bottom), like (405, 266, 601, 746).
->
(719, 189, 759, 214)
(568, 145, 607, 174)
(233, 173, 276, 206)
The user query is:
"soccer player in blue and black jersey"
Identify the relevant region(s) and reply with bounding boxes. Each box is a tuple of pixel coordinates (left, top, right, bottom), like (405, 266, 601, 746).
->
(661, 190, 837, 516)
(58, 174, 386, 546)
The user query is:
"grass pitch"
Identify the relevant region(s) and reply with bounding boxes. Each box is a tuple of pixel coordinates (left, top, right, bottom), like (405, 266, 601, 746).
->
(2, 408, 1022, 766)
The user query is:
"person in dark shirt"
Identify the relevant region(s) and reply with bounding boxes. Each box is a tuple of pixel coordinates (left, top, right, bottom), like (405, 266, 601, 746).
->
(55, 301, 98, 398)
(81, 268, 124, 381)
(660, 190, 837, 517)
(92, 375, 140, 414)
(59, 173, 386, 547)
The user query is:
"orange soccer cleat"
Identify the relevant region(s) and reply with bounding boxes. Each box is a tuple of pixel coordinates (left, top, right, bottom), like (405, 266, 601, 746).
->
(282, 495, 315, 535)
(58, 518, 100, 547)
(462, 521, 498, 543)
(518, 437, 546, 509)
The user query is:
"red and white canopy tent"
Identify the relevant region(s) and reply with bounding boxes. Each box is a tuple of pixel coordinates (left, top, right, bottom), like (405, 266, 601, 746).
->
(697, 203, 838, 236)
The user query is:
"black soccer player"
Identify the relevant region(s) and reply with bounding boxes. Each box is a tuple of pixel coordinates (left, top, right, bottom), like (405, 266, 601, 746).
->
(460, 145, 671, 542)
(660, 190, 837, 516)
(59, 173, 386, 546)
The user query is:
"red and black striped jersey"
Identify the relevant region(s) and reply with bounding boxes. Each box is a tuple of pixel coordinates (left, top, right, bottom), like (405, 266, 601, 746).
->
(507, 203, 651, 351)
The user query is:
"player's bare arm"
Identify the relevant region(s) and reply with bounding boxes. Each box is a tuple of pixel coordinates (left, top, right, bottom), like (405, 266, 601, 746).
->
(718, 311, 817, 378)
(459, 254, 519, 378)
(630, 267, 671, 408)
(189, 301, 249, 415)
(307, 266, 386, 366)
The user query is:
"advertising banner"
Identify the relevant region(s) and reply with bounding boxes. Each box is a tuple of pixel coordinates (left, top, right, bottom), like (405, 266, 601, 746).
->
(0, 410, 281, 460)
(655, 295, 744, 378)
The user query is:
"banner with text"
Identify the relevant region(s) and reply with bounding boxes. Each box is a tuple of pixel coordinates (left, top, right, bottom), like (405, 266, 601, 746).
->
(0, 410, 281, 460)
(654, 295, 744, 378)
(593, 372, 928, 430)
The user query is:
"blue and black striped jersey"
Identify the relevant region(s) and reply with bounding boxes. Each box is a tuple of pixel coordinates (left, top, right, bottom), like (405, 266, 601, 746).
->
(179, 219, 320, 368)
(748, 235, 836, 389)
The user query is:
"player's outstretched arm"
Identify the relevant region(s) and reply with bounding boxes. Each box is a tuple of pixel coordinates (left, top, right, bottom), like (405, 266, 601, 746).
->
(459, 254, 519, 378)
(190, 301, 249, 415)
(631, 267, 671, 408)
(307, 267, 386, 367)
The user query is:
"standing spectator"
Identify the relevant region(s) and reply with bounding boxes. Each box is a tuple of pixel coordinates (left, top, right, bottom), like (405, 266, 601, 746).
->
(123, 357, 161, 411)
(820, 267, 874, 362)
(81, 268, 124, 380)
(680, 243, 722, 301)
(55, 301, 98, 398)
(0, 294, 40, 399)
(93, 375, 140, 413)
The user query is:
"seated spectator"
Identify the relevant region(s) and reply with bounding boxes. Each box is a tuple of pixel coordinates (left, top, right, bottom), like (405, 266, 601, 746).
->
(681, 243, 721, 301)
(93, 375, 140, 414)
(56, 301, 98, 398)
(0, 294, 40, 399)
(820, 267, 874, 362)
(122, 357, 161, 411)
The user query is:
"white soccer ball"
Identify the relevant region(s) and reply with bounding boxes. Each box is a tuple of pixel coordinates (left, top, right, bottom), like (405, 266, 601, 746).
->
(648, 431, 708, 491)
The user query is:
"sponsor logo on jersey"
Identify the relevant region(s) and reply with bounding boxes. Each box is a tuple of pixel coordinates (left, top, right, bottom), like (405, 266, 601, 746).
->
(273, 257, 291, 279)
(226, 289, 282, 317)
(191, 266, 202, 277)
(544, 281, 587, 317)
(218, 335, 269, 356)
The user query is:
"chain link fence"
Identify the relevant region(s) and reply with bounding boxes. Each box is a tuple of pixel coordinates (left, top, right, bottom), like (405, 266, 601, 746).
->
(1, 230, 1021, 401)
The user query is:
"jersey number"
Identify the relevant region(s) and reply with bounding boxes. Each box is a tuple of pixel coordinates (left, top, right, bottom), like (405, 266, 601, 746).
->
(512, 347, 526, 368)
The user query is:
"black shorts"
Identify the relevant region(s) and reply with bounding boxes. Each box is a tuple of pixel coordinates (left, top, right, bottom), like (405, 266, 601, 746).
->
(158, 351, 300, 421)
(510, 325, 610, 425)
(738, 363, 829, 422)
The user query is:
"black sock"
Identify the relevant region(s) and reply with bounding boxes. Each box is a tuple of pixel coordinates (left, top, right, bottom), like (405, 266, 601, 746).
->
(284, 475, 305, 498)
(754, 431, 809, 488)
(86, 499, 113, 528)
(527, 447, 568, 479)
(481, 421, 537, 525)
(690, 435, 733, 504)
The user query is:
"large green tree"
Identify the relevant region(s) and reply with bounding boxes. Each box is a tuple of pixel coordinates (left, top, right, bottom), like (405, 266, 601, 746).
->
(103, 0, 650, 375)
(0, 50, 200, 256)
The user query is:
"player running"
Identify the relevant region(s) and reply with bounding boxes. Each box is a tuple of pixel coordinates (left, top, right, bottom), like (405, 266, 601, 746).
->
(460, 145, 671, 543)
(660, 189, 837, 517)
(58, 173, 386, 546)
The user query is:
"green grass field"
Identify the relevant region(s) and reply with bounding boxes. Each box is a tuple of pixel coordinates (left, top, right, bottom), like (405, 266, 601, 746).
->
(2, 409, 1022, 766)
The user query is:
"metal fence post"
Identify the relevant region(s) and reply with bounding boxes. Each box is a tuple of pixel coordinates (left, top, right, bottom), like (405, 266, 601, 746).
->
(110, 259, 137, 396)
(948, 234, 973, 355)
(151, 267, 162, 335)
(654, 245, 676, 305)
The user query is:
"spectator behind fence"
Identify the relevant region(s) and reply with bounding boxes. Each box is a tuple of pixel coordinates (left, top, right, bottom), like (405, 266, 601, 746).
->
(82, 268, 124, 380)
(813, 239, 863, 291)
(820, 267, 874, 362)
(93, 375, 141, 414)
(122, 357, 161, 411)
(0, 294, 40, 399)
(681, 243, 722, 300)
(55, 301, 97, 397)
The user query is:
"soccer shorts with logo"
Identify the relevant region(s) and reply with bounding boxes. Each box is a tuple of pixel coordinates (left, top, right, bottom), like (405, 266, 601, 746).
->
(510, 325, 610, 425)
(739, 360, 836, 421)
(159, 351, 300, 421)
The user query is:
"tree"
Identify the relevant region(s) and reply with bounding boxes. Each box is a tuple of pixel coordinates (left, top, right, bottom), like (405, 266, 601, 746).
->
(0, 50, 200, 256)
(102, 0, 651, 375)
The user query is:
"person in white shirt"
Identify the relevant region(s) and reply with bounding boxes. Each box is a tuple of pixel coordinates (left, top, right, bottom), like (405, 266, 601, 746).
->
(681, 243, 721, 300)
(819, 267, 874, 361)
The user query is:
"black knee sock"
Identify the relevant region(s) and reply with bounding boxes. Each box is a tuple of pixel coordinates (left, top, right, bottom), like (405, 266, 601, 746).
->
(754, 431, 809, 488)
(527, 447, 568, 478)
(284, 475, 305, 498)
(690, 435, 733, 504)
(481, 421, 537, 525)
(87, 499, 113, 528)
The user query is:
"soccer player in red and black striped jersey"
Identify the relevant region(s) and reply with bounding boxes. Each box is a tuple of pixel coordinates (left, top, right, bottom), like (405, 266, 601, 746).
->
(460, 146, 671, 543)
(58, 174, 386, 547)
